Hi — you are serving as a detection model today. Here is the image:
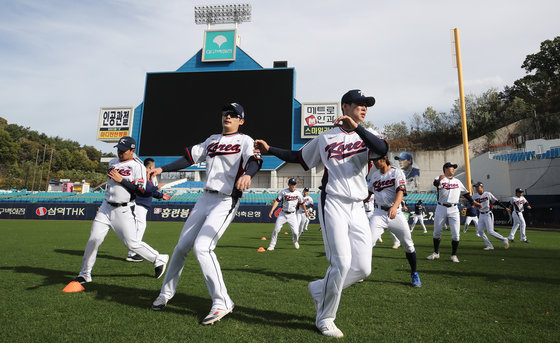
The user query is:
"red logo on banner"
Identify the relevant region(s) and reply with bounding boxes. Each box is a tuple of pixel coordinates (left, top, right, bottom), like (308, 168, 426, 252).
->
(306, 115, 317, 127)
(36, 207, 47, 216)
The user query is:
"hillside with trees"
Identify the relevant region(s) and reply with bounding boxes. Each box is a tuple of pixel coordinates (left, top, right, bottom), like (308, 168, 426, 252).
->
(378, 36, 560, 150)
(0, 117, 112, 190)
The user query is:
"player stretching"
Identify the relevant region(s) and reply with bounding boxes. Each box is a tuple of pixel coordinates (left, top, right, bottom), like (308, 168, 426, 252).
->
(462, 201, 479, 236)
(507, 188, 532, 243)
(255, 89, 388, 338)
(150, 103, 262, 325)
(472, 182, 510, 250)
(427, 162, 480, 263)
(267, 178, 307, 251)
(410, 200, 427, 233)
(298, 187, 313, 235)
(69, 137, 169, 286)
(368, 155, 421, 287)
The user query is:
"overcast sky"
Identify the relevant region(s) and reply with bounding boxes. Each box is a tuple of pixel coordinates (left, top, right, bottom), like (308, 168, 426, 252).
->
(1, 0, 558, 153)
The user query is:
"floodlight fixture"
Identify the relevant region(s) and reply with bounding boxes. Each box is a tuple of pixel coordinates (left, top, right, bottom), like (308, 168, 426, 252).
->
(194, 4, 252, 26)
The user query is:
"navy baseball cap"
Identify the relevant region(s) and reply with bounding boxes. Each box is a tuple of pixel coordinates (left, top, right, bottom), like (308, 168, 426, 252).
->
(473, 182, 484, 187)
(222, 103, 245, 119)
(341, 89, 375, 107)
(395, 152, 413, 161)
(303, 187, 309, 192)
(288, 178, 297, 185)
(114, 136, 136, 150)
(443, 162, 458, 171)
(515, 188, 524, 193)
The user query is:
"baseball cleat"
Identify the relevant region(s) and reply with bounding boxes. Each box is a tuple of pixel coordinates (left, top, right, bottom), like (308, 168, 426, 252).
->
(508, 238, 514, 242)
(450, 255, 460, 263)
(411, 272, 422, 287)
(423, 230, 428, 234)
(266, 246, 274, 251)
(201, 306, 234, 325)
(73, 276, 91, 284)
(294, 242, 300, 249)
(392, 243, 401, 249)
(152, 295, 168, 311)
(154, 254, 169, 279)
(377, 237, 383, 243)
(126, 254, 144, 262)
(426, 252, 440, 260)
(318, 322, 344, 338)
(483, 247, 494, 251)
(521, 240, 530, 243)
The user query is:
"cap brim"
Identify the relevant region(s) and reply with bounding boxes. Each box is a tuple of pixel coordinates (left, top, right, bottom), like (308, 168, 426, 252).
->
(114, 144, 129, 150)
(365, 97, 375, 107)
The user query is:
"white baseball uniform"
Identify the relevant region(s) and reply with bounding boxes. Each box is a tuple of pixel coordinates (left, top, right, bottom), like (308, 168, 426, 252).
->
(302, 126, 378, 328)
(268, 189, 304, 249)
(472, 191, 508, 249)
(508, 195, 530, 242)
(158, 132, 261, 311)
(433, 176, 469, 242)
(369, 167, 415, 253)
(410, 203, 427, 233)
(298, 194, 314, 235)
(78, 156, 166, 282)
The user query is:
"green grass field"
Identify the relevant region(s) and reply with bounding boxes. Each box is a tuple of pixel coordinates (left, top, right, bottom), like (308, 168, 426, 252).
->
(0, 220, 558, 342)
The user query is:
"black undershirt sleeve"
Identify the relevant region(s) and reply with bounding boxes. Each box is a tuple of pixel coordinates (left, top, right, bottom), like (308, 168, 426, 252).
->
(268, 146, 300, 163)
(463, 193, 474, 203)
(161, 157, 193, 172)
(244, 158, 262, 177)
(354, 125, 389, 156)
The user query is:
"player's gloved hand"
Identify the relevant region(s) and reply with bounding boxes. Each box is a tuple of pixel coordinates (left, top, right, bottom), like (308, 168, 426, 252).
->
(254, 140, 270, 153)
(236, 174, 252, 192)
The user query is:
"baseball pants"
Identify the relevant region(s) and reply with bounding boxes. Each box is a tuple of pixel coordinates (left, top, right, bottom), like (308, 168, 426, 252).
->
(477, 212, 507, 248)
(509, 211, 527, 241)
(159, 192, 239, 311)
(79, 201, 164, 281)
(410, 214, 427, 232)
(128, 205, 148, 257)
(433, 205, 460, 241)
(464, 216, 478, 232)
(298, 211, 310, 236)
(268, 212, 299, 249)
(308, 193, 372, 328)
(370, 209, 415, 253)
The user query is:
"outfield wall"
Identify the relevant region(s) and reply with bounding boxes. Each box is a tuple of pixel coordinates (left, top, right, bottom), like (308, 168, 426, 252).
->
(0, 202, 527, 227)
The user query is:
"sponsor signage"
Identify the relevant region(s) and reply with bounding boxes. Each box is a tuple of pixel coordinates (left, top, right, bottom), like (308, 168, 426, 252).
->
(202, 29, 237, 62)
(97, 107, 134, 142)
(301, 103, 338, 138)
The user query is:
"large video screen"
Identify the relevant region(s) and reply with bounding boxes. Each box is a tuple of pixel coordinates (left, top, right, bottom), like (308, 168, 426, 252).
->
(139, 69, 294, 156)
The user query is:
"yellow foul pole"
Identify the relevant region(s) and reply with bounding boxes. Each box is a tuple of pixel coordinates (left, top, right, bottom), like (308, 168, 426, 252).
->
(453, 28, 472, 194)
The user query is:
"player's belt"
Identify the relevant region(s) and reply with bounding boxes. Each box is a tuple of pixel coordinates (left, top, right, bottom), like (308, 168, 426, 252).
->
(374, 204, 392, 211)
(480, 210, 492, 214)
(205, 189, 218, 194)
(283, 211, 294, 214)
(107, 202, 129, 207)
(438, 202, 457, 207)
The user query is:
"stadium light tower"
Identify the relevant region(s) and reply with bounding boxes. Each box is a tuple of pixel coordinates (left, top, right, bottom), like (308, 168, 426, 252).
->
(194, 4, 252, 29)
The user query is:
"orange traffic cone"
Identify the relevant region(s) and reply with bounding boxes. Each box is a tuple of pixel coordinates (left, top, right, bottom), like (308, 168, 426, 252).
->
(284, 232, 288, 235)
(62, 281, 85, 293)
(257, 247, 266, 252)
(261, 237, 267, 240)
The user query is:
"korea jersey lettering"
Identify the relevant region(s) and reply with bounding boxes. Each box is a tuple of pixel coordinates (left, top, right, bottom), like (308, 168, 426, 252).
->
(299, 195, 314, 214)
(510, 196, 528, 212)
(106, 156, 147, 203)
(368, 167, 407, 207)
(299, 127, 381, 201)
(277, 189, 304, 213)
(435, 177, 468, 204)
(186, 133, 261, 196)
(472, 191, 498, 212)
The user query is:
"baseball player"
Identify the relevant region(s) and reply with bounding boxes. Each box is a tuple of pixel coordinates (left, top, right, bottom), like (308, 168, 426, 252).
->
(255, 89, 388, 338)
(125, 158, 172, 262)
(298, 187, 314, 234)
(471, 182, 510, 250)
(394, 152, 420, 191)
(507, 188, 532, 243)
(150, 103, 262, 325)
(410, 200, 427, 233)
(267, 178, 307, 251)
(427, 162, 480, 263)
(462, 201, 479, 236)
(69, 136, 169, 286)
(369, 155, 421, 287)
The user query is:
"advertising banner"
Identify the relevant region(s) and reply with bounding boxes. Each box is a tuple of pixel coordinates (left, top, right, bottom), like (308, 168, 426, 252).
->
(97, 107, 134, 142)
(202, 29, 237, 62)
(301, 103, 338, 138)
